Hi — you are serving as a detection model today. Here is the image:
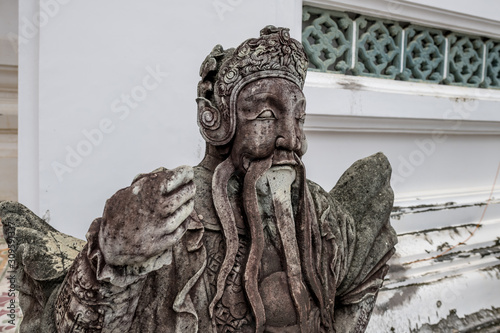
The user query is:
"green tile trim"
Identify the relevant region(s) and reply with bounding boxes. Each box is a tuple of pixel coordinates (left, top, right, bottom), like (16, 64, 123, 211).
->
(302, 5, 500, 89)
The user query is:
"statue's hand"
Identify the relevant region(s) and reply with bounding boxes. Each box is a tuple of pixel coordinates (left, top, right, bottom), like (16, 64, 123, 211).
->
(98, 165, 195, 267)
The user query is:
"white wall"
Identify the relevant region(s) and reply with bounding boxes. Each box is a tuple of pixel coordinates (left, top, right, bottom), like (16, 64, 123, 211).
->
(405, 0, 500, 22)
(21, 0, 302, 237)
(18, 0, 40, 214)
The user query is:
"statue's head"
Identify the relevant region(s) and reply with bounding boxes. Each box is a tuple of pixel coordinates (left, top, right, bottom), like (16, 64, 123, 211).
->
(197, 26, 309, 174)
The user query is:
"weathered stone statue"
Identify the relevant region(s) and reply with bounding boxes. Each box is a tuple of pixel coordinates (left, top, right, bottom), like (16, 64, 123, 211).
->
(1, 26, 397, 333)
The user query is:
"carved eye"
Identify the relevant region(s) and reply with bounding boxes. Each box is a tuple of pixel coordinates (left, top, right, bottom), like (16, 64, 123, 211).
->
(297, 114, 306, 123)
(257, 110, 276, 119)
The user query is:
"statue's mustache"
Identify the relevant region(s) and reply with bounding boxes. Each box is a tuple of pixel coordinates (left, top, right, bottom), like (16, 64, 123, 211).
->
(272, 149, 298, 166)
(242, 149, 299, 172)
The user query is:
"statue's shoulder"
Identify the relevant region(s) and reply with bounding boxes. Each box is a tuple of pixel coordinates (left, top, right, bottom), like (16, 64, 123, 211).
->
(193, 165, 213, 190)
(192, 165, 220, 231)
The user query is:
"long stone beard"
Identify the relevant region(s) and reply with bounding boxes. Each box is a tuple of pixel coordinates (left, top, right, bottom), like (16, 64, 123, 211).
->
(210, 153, 324, 333)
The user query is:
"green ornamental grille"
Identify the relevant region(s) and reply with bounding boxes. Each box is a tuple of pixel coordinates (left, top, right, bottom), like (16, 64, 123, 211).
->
(302, 6, 500, 89)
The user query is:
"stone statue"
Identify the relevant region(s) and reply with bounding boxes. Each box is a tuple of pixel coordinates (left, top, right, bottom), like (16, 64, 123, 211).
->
(1, 26, 397, 333)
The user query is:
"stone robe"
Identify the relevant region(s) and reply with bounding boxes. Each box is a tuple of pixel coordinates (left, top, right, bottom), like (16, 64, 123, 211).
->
(1, 153, 397, 333)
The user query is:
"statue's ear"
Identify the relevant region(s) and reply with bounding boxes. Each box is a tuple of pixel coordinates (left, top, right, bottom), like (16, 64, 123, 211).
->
(196, 45, 236, 146)
(196, 97, 234, 145)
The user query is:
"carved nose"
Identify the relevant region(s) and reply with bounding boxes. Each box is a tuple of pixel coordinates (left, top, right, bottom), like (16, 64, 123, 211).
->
(276, 135, 299, 151)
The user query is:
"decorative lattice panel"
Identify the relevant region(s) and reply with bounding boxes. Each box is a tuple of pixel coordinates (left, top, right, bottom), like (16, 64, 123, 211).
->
(302, 6, 500, 89)
(399, 26, 446, 83)
(354, 16, 403, 79)
(483, 40, 500, 88)
(302, 7, 353, 73)
(445, 33, 484, 87)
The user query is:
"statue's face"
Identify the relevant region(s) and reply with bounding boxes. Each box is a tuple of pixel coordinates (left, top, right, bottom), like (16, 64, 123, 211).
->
(230, 77, 307, 174)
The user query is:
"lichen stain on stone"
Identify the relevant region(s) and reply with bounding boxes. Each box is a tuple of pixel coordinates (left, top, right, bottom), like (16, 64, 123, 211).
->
(133, 185, 141, 195)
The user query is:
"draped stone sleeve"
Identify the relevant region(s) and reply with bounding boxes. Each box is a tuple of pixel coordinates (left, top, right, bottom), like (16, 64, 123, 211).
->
(330, 152, 397, 297)
(331, 152, 397, 332)
(307, 152, 397, 332)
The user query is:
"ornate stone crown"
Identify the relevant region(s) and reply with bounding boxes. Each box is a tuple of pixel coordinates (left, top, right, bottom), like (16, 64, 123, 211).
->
(197, 26, 309, 146)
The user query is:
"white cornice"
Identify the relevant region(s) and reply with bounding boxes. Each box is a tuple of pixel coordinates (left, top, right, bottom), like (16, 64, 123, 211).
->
(304, 113, 500, 136)
(393, 186, 500, 212)
(305, 71, 500, 102)
(304, 0, 500, 39)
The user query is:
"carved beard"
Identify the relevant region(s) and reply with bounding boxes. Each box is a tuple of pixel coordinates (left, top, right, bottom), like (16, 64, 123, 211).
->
(210, 152, 324, 333)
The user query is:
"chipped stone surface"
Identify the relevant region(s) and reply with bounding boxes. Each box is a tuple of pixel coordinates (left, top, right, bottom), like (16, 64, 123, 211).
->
(0, 200, 85, 332)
